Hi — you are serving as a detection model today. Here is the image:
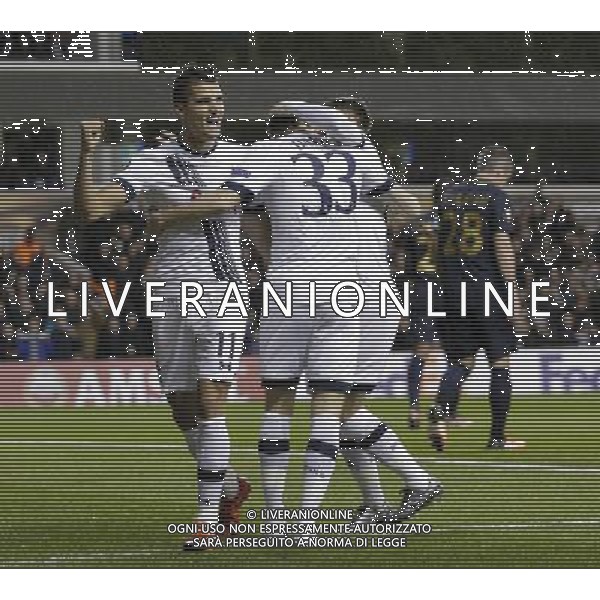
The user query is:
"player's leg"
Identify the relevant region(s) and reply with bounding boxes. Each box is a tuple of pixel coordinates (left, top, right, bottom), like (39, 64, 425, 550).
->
(407, 353, 424, 428)
(152, 310, 227, 548)
(340, 394, 395, 520)
(299, 316, 359, 512)
(408, 340, 442, 429)
(485, 317, 525, 450)
(428, 353, 474, 451)
(429, 311, 479, 451)
(342, 392, 441, 520)
(436, 355, 474, 418)
(258, 384, 295, 510)
(257, 313, 309, 511)
(152, 307, 205, 460)
(167, 389, 205, 458)
(193, 377, 233, 525)
(487, 355, 513, 448)
(194, 327, 249, 529)
(338, 330, 394, 520)
(302, 386, 346, 510)
(337, 289, 399, 515)
(343, 303, 441, 520)
(406, 282, 441, 429)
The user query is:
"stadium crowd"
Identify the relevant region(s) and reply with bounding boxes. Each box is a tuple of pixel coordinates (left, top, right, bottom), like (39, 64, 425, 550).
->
(0, 209, 156, 360)
(512, 197, 600, 347)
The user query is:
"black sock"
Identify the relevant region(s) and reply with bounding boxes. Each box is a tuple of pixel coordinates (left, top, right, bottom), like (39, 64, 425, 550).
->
(408, 355, 424, 408)
(490, 367, 511, 440)
(436, 364, 470, 418)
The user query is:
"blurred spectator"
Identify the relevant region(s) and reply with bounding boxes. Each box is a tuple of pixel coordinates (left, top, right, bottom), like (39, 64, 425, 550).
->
(96, 316, 123, 359)
(0, 321, 17, 360)
(16, 314, 53, 360)
(46, 313, 81, 358)
(513, 197, 598, 347)
(121, 312, 153, 356)
(118, 223, 134, 247)
(12, 227, 42, 272)
(575, 319, 598, 347)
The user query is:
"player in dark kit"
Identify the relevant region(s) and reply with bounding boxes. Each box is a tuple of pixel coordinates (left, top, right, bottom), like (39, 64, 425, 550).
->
(429, 146, 527, 451)
(393, 180, 445, 430)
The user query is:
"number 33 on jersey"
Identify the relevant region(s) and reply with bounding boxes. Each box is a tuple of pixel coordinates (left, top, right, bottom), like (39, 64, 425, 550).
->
(227, 132, 389, 221)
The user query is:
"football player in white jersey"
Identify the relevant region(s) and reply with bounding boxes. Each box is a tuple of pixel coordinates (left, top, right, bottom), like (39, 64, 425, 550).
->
(227, 100, 438, 522)
(324, 99, 442, 522)
(226, 103, 385, 516)
(74, 67, 251, 547)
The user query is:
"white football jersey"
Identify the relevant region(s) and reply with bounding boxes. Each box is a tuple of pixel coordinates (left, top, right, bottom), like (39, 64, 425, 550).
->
(230, 132, 390, 304)
(115, 138, 247, 291)
(264, 104, 394, 292)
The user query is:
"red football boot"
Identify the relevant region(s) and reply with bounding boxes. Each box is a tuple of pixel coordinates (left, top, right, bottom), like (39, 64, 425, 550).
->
(219, 477, 252, 531)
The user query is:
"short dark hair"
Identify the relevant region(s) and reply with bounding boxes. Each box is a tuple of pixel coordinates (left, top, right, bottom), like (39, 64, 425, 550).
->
(267, 113, 299, 138)
(475, 145, 514, 172)
(324, 97, 371, 131)
(172, 65, 219, 107)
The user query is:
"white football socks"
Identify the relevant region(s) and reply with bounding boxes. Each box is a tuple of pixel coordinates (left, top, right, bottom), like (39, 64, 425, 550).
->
(342, 446, 387, 509)
(185, 422, 240, 500)
(183, 424, 203, 459)
(258, 412, 292, 509)
(342, 408, 430, 489)
(196, 416, 231, 522)
(301, 416, 340, 509)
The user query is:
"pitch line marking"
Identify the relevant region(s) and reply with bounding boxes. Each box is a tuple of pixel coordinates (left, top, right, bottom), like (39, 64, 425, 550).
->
(423, 458, 600, 473)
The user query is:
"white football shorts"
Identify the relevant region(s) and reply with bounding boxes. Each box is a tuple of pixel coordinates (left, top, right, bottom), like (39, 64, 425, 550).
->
(259, 301, 362, 393)
(150, 280, 248, 393)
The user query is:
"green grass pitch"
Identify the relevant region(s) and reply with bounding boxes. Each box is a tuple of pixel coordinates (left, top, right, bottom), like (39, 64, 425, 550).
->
(0, 393, 599, 568)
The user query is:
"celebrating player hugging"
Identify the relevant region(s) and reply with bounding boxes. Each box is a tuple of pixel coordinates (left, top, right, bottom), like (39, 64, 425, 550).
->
(68, 65, 538, 554)
(225, 97, 441, 531)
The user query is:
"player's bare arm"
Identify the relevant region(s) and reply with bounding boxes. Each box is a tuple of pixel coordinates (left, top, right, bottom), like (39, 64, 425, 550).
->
(74, 120, 129, 221)
(271, 101, 364, 147)
(386, 191, 426, 234)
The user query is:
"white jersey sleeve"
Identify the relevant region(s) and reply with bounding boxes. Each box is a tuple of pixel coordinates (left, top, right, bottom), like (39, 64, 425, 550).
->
(113, 152, 158, 210)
